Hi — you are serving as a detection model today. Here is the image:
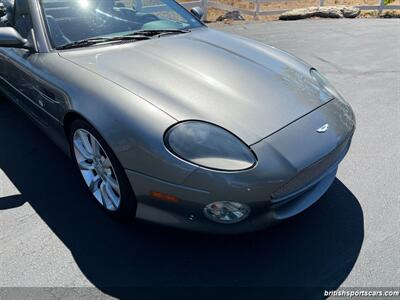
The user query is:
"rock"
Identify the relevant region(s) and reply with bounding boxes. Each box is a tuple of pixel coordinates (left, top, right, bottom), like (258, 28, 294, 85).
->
(316, 6, 344, 18)
(216, 10, 245, 22)
(279, 6, 360, 20)
(279, 7, 319, 20)
(341, 6, 361, 18)
(381, 10, 400, 18)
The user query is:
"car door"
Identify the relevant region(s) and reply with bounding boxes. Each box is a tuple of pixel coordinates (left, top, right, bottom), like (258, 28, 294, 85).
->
(0, 2, 19, 103)
(3, 48, 60, 128)
(0, 0, 62, 128)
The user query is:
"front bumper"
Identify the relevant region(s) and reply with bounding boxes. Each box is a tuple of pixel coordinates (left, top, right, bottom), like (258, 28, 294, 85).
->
(126, 99, 355, 234)
(126, 141, 348, 234)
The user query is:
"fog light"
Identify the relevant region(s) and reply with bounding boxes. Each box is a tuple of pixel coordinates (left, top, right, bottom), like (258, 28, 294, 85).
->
(204, 201, 250, 224)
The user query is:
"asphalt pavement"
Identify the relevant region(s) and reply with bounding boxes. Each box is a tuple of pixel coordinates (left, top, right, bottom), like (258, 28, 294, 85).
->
(0, 19, 399, 300)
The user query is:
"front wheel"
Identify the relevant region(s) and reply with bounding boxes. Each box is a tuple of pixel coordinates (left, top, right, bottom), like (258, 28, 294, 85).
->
(69, 119, 136, 221)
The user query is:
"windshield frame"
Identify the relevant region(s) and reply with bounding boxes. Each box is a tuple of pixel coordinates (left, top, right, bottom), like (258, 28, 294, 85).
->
(38, 0, 205, 50)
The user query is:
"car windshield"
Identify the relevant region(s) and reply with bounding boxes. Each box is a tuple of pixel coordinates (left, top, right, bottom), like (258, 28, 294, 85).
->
(39, 0, 203, 48)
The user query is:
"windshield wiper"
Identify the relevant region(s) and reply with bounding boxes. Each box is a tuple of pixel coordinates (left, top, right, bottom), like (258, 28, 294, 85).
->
(56, 29, 190, 50)
(126, 29, 191, 37)
(56, 35, 151, 50)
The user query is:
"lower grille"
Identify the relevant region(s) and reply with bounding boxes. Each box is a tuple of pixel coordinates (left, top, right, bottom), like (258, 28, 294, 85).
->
(271, 139, 350, 200)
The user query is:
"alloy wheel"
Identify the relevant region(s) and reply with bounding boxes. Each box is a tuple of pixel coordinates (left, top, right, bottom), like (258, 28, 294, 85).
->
(73, 129, 121, 211)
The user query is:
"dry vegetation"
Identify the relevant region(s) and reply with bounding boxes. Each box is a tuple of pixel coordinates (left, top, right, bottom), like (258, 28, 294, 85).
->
(180, 0, 400, 21)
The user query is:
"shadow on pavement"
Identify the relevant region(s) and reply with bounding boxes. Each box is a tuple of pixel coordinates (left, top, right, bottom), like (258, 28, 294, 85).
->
(0, 99, 364, 300)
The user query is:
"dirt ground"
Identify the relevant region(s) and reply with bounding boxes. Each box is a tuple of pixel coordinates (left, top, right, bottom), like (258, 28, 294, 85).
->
(180, 0, 400, 21)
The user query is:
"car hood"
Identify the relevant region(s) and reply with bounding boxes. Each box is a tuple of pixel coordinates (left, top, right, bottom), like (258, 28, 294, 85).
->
(60, 28, 330, 145)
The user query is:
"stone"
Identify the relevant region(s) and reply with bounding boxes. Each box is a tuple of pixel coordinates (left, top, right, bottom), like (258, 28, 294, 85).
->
(279, 7, 319, 20)
(341, 6, 361, 18)
(316, 6, 344, 18)
(216, 10, 245, 22)
(279, 6, 360, 20)
(381, 10, 400, 18)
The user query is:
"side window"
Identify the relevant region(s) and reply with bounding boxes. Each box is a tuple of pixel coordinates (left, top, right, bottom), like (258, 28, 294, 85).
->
(141, 0, 186, 23)
(13, 0, 33, 38)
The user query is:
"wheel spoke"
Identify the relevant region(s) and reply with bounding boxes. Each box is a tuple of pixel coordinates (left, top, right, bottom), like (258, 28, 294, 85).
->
(104, 175, 120, 195)
(99, 181, 110, 208)
(105, 181, 120, 209)
(100, 181, 118, 210)
(90, 135, 101, 157)
(89, 175, 101, 193)
(78, 131, 94, 155)
(74, 139, 93, 160)
(102, 157, 112, 169)
(78, 159, 95, 170)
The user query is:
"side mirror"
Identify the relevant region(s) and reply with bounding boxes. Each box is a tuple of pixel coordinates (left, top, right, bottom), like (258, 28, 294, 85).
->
(0, 27, 28, 48)
(190, 7, 204, 20)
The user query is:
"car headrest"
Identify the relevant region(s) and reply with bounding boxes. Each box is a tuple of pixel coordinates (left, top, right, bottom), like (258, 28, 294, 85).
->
(98, 0, 115, 12)
(14, 0, 29, 22)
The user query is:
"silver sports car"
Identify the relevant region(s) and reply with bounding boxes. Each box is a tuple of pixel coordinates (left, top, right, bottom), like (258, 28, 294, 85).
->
(0, 0, 355, 233)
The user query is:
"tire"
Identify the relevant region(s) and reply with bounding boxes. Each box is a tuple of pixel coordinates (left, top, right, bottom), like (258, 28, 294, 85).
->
(68, 119, 137, 221)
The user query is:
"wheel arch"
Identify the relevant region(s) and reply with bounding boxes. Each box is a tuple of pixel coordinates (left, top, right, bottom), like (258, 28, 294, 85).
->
(65, 113, 138, 219)
(63, 111, 104, 156)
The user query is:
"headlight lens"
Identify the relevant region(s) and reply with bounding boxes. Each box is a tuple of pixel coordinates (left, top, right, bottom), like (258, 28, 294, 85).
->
(310, 68, 345, 102)
(165, 121, 256, 171)
(204, 201, 250, 224)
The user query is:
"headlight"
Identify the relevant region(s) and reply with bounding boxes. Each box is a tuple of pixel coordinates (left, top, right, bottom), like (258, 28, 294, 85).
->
(165, 121, 256, 171)
(310, 68, 346, 102)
